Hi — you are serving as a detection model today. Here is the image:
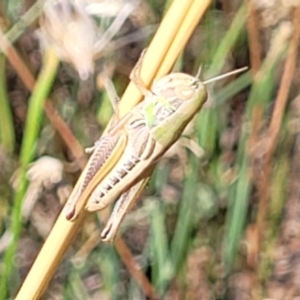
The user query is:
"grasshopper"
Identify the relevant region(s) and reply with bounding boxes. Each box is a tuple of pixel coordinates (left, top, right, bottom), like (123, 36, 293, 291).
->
(64, 50, 246, 241)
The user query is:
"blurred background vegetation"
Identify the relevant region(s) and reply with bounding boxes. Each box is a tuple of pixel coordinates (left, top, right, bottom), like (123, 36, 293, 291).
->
(0, 0, 300, 299)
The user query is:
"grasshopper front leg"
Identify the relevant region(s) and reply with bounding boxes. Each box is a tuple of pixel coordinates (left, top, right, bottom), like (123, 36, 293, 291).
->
(129, 48, 153, 97)
(129, 49, 175, 127)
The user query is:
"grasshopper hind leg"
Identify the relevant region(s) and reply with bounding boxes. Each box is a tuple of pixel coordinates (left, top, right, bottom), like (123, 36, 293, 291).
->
(101, 180, 148, 242)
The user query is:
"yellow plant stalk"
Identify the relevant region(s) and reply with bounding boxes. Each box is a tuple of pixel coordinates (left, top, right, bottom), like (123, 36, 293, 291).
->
(118, 0, 194, 115)
(156, 0, 211, 77)
(15, 0, 211, 298)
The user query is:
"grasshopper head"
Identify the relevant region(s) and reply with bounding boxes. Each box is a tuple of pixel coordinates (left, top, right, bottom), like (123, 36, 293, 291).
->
(148, 67, 247, 145)
(148, 72, 207, 132)
(151, 66, 248, 102)
(149, 73, 207, 146)
(152, 73, 205, 101)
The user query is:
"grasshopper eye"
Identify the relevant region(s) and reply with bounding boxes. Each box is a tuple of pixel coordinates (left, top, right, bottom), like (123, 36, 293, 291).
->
(192, 81, 200, 89)
(181, 88, 194, 96)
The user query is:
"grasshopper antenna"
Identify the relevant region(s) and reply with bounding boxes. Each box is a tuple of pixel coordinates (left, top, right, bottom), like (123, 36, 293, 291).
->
(203, 67, 248, 85)
(195, 65, 202, 79)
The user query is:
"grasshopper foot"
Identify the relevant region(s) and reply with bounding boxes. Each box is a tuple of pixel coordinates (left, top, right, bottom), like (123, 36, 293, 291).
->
(101, 221, 117, 243)
(65, 203, 77, 221)
(130, 48, 154, 97)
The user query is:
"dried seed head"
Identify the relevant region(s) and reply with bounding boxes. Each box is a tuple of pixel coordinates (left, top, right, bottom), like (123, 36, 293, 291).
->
(10, 156, 64, 221)
(38, 0, 98, 80)
(85, 0, 137, 16)
(38, 0, 138, 80)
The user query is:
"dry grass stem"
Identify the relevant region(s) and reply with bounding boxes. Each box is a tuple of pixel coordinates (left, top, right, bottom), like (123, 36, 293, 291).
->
(255, 5, 300, 261)
(115, 238, 160, 300)
(245, 0, 262, 74)
(118, 0, 207, 115)
(246, 0, 263, 157)
(268, 7, 300, 148)
(156, 0, 211, 78)
(15, 0, 212, 298)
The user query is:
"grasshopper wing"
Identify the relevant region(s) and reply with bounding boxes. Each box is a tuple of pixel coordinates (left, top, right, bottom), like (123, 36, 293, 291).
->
(64, 130, 127, 220)
(85, 109, 156, 211)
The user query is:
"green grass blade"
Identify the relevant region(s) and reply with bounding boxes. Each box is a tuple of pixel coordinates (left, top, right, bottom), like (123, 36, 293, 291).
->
(224, 24, 290, 272)
(207, 5, 247, 76)
(215, 71, 252, 106)
(0, 49, 59, 299)
(149, 201, 173, 294)
(224, 153, 251, 270)
(0, 55, 15, 153)
(170, 157, 199, 274)
(197, 4, 247, 155)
